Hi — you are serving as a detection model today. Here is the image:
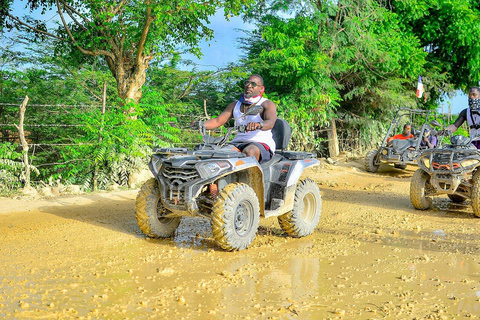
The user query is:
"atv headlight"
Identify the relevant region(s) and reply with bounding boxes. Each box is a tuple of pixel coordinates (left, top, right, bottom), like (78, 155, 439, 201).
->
(461, 159, 479, 168)
(197, 161, 231, 179)
(422, 157, 431, 169)
(150, 156, 163, 174)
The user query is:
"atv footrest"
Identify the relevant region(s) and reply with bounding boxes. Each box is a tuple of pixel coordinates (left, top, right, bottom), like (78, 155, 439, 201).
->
(270, 198, 284, 210)
(278, 151, 315, 160)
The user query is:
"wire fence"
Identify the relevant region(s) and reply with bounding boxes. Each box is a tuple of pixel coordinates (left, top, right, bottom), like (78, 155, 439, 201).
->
(1, 100, 363, 173)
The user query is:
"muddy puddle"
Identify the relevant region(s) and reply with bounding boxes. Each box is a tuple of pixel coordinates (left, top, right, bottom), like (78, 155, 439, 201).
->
(1, 161, 480, 319)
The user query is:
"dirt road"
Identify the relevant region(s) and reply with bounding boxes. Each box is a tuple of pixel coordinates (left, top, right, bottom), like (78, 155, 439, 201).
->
(1, 160, 480, 319)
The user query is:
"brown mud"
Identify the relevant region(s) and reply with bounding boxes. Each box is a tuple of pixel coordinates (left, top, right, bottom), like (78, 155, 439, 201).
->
(1, 160, 480, 319)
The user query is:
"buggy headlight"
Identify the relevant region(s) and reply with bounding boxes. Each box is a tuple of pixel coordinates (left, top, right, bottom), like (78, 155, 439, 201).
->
(461, 159, 479, 168)
(422, 158, 430, 169)
(197, 161, 231, 178)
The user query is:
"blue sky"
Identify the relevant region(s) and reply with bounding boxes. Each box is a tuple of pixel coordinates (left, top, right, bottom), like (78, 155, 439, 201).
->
(440, 92, 467, 115)
(182, 10, 254, 70)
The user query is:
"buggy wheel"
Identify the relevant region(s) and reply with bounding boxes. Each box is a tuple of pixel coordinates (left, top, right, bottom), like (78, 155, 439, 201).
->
(447, 194, 466, 203)
(410, 169, 433, 210)
(135, 178, 181, 238)
(211, 183, 260, 251)
(471, 178, 480, 218)
(365, 149, 380, 173)
(278, 179, 322, 237)
(394, 163, 407, 170)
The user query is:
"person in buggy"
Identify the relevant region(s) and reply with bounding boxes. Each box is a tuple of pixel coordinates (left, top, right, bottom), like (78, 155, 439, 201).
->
(443, 86, 480, 148)
(386, 123, 413, 143)
(198, 74, 277, 163)
(420, 125, 437, 149)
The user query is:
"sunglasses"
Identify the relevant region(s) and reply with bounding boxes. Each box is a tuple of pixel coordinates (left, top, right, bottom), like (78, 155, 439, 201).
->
(244, 80, 262, 88)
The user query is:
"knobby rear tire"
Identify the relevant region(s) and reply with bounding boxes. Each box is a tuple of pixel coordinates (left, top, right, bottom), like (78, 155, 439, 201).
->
(278, 179, 322, 237)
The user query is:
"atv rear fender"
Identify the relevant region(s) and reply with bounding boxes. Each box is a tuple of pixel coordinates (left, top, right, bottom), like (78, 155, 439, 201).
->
(263, 158, 320, 218)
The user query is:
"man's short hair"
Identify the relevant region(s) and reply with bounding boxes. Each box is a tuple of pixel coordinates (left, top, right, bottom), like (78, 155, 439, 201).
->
(403, 123, 412, 130)
(250, 74, 264, 86)
(470, 86, 480, 93)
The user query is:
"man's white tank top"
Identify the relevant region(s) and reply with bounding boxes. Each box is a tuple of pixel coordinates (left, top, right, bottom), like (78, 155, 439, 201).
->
(231, 97, 276, 153)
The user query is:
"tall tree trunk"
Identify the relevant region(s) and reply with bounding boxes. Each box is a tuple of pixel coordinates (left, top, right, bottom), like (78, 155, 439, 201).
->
(106, 54, 152, 115)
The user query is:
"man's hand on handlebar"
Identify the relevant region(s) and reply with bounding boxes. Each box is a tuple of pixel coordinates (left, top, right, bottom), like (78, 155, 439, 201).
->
(190, 120, 204, 132)
(246, 122, 263, 132)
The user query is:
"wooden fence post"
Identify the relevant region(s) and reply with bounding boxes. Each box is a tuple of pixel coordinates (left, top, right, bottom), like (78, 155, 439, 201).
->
(93, 82, 107, 191)
(14, 96, 31, 190)
(327, 118, 339, 157)
(203, 99, 210, 119)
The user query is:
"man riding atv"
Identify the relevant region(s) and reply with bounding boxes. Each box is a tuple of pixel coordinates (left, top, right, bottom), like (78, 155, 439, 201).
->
(136, 74, 323, 251)
(442, 86, 480, 147)
(200, 74, 277, 163)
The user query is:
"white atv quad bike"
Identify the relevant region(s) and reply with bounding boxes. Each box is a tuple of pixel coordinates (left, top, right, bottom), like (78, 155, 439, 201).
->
(135, 106, 322, 251)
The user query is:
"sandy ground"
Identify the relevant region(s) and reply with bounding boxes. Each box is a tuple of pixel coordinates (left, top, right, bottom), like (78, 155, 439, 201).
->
(1, 159, 480, 319)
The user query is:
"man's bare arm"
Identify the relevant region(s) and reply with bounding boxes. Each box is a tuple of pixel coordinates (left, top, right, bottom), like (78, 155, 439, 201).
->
(446, 124, 458, 132)
(203, 102, 235, 130)
(260, 100, 277, 130)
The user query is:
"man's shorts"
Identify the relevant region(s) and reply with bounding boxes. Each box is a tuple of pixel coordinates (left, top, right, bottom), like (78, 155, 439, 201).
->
(234, 142, 273, 163)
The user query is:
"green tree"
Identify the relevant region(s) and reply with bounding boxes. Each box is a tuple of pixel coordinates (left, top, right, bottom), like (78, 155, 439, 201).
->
(387, 0, 480, 92)
(1, 0, 253, 109)
(0, 142, 24, 194)
(242, 0, 427, 150)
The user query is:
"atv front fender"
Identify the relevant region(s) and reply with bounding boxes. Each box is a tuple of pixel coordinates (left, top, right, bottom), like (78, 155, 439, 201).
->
(190, 158, 265, 214)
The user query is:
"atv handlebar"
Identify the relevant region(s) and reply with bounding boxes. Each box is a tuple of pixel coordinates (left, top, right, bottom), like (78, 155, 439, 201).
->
(197, 125, 258, 147)
(437, 129, 452, 137)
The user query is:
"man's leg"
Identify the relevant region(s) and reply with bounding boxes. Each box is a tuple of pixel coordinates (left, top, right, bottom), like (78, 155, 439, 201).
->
(242, 144, 261, 161)
(240, 142, 272, 163)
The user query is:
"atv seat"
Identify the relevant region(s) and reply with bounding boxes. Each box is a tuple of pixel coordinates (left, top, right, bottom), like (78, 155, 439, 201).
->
(272, 118, 292, 152)
(270, 119, 315, 159)
(260, 119, 292, 170)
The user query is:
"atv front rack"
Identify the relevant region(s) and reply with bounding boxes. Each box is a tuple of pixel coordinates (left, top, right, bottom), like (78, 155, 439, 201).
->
(418, 148, 480, 174)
